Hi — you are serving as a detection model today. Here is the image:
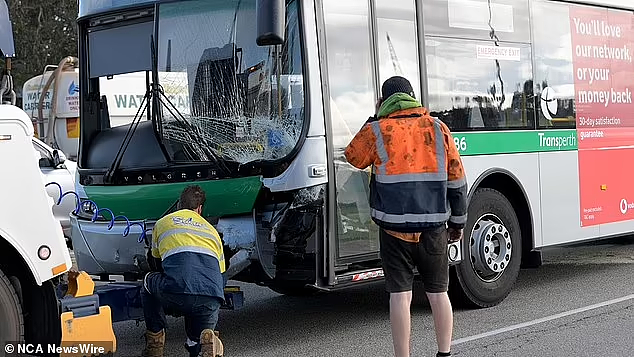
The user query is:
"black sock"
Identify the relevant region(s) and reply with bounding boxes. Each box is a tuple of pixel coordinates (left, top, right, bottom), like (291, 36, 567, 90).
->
(437, 352, 451, 357)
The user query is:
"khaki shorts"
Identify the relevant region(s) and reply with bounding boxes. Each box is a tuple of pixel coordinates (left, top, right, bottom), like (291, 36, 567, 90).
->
(379, 225, 449, 293)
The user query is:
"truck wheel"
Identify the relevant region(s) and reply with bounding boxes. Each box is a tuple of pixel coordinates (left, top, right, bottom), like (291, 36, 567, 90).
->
(450, 188, 522, 308)
(0, 269, 24, 344)
(23, 280, 62, 347)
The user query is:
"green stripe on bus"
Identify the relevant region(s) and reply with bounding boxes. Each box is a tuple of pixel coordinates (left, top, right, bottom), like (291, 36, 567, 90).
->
(83, 176, 262, 220)
(452, 129, 578, 156)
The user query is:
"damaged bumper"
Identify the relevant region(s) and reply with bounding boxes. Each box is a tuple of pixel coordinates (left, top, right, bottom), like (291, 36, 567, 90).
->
(69, 213, 259, 278)
(69, 215, 151, 276)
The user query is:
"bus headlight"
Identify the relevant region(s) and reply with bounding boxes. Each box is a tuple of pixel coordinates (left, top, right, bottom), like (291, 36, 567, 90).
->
(76, 200, 98, 220)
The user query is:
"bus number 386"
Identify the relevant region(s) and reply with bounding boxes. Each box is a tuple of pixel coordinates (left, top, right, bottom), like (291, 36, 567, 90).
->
(454, 137, 467, 152)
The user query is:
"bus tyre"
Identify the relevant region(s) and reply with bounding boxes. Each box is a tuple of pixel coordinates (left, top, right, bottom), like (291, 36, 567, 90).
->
(450, 188, 522, 308)
(0, 269, 24, 345)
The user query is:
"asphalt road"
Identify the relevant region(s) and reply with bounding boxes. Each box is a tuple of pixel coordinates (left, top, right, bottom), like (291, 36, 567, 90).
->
(112, 237, 634, 357)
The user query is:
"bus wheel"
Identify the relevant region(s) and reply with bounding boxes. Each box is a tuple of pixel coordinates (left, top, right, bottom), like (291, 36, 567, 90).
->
(0, 269, 24, 344)
(450, 188, 522, 308)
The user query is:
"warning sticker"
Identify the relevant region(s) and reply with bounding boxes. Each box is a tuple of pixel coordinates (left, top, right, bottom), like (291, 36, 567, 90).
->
(476, 45, 521, 61)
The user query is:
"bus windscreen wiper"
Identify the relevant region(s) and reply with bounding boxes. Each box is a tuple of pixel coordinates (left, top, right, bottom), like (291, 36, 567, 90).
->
(156, 88, 232, 175)
(104, 89, 150, 183)
(104, 35, 157, 184)
(149, 33, 231, 175)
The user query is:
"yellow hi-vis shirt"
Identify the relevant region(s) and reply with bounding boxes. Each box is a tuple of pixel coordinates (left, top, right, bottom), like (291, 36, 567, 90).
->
(152, 209, 226, 273)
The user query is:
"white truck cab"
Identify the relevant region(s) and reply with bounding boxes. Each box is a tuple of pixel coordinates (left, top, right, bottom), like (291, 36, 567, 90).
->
(0, 0, 116, 350)
(0, 105, 72, 285)
(0, 105, 118, 350)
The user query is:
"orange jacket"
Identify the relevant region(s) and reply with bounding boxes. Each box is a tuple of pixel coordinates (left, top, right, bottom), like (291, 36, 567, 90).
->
(345, 106, 468, 233)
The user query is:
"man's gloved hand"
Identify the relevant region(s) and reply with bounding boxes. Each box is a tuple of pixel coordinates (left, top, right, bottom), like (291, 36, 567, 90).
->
(447, 227, 463, 243)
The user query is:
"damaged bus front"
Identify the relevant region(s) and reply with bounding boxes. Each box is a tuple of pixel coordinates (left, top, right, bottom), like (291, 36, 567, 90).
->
(72, 0, 462, 309)
(71, 0, 330, 296)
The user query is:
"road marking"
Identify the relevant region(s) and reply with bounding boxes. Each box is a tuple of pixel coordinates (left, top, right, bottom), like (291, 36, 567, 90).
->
(452, 293, 634, 345)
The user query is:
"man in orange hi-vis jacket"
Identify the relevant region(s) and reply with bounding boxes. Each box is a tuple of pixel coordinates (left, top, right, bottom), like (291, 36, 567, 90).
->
(345, 76, 468, 357)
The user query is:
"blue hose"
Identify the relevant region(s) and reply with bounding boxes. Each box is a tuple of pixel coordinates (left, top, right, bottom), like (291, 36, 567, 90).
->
(45, 181, 151, 243)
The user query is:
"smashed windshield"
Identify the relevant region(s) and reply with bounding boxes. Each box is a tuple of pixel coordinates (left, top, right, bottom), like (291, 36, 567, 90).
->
(156, 0, 305, 164)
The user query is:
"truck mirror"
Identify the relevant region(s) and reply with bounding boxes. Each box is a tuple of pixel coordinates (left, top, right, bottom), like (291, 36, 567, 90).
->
(0, 0, 15, 58)
(256, 0, 285, 46)
(52, 149, 65, 167)
(39, 157, 52, 168)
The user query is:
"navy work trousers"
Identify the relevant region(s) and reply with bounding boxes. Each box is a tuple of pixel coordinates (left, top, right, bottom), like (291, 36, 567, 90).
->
(141, 272, 222, 356)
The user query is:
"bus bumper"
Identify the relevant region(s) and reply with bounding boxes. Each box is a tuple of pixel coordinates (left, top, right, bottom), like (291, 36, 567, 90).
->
(69, 215, 151, 276)
(59, 271, 116, 355)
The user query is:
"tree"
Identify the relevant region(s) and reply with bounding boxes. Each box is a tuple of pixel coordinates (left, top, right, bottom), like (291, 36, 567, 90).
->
(6, 0, 78, 100)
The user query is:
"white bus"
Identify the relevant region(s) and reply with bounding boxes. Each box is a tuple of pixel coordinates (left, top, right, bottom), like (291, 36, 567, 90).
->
(71, 0, 634, 313)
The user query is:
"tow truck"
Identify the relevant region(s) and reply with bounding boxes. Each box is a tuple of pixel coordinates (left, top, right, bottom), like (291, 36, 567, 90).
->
(0, 1, 116, 355)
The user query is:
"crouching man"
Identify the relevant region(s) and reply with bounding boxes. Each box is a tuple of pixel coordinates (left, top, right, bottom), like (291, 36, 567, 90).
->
(142, 185, 225, 357)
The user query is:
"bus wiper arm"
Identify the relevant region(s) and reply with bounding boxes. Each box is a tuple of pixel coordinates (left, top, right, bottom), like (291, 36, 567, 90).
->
(104, 90, 150, 183)
(156, 87, 232, 175)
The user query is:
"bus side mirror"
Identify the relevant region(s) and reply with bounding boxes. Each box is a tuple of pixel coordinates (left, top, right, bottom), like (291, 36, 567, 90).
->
(256, 0, 285, 46)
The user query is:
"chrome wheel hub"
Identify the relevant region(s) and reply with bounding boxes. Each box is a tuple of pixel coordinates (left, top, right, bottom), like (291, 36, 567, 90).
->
(470, 215, 512, 282)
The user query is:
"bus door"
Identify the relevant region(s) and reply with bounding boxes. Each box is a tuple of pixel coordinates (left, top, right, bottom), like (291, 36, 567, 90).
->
(321, 0, 380, 268)
(321, 0, 421, 268)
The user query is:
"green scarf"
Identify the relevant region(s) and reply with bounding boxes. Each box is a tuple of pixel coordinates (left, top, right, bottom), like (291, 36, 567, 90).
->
(377, 93, 422, 118)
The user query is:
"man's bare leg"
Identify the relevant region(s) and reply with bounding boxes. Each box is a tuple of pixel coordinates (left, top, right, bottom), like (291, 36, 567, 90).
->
(389, 291, 413, 357)
(426, 292, 453, 354)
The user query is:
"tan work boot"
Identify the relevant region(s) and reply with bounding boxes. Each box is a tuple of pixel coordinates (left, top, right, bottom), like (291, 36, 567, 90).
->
(142, 329, 165, 357)
(198, 329, 224, 357)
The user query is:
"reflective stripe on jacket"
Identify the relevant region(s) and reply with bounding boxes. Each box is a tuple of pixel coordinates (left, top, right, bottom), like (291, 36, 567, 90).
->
(151, 209, 226, 298)
(344, 106, 468, 232)
(152, 209, 226, 271)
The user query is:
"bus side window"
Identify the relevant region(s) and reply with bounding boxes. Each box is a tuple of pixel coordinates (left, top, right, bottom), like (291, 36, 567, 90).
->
(532, 0, 577, 129)
(375, 0, 421, 99)
(425, 38, 534, 131)
(421, 0, 531, 44)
